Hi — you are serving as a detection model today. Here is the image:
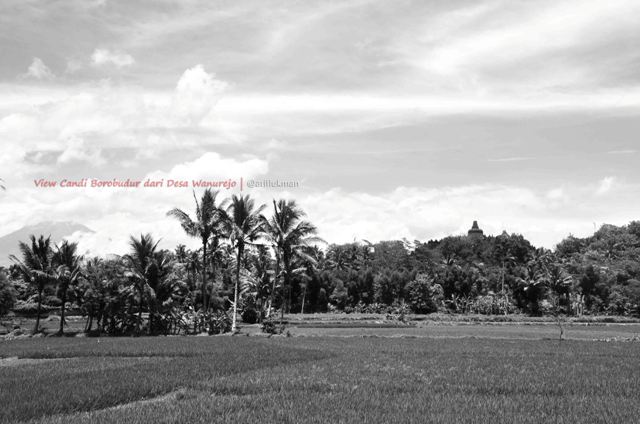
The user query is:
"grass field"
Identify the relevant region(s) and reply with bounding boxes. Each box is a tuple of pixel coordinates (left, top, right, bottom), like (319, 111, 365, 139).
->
(2, 326, 640, 423)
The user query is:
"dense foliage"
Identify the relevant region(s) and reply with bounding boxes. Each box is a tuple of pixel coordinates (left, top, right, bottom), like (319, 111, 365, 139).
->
(3, 189, 640, 335)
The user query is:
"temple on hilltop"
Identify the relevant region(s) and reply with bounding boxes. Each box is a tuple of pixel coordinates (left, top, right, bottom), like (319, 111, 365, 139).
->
(468, 220, 484, 238)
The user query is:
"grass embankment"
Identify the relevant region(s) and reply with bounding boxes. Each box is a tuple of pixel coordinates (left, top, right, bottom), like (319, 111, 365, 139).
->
(1, 330, 640, 423)
(282, 312, 640, 324)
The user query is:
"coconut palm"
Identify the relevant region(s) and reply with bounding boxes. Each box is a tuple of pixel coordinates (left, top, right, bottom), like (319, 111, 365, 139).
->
(517, 249, 553, 315)
(227, 194, 265, 332)
(9, 235, 54, 333)
(174, 244, 188, 263)
(167, 189, 227, 312)
(124, 233, 160, 334)
(81, 257, 105, 333)
(52, 241, 82, 335)
(546, 260, 574, 313)
(499, 255, 516, 315)
(262, 199, 323, 319)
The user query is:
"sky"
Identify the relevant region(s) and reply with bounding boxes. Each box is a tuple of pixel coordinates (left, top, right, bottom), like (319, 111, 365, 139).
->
(1, 0, 640, 256)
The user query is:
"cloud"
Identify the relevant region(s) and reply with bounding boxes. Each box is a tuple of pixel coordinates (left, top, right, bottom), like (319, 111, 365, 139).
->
(91, 48, 135, 68)
(488, 157, 534, 162)
(607, 149, 636, 155)
(298, 182, 640, 249)
(23, 58, 54, 80)
(173, 65, 228, 125)
(145, 151, 268, 182)
(2, 0, 640, 258)
(0, 64, 234, 176)
(546, 188, 565, 201)
(0, 150, 270, 256)
(56, 136, 105, 166)
(596, 176, 616, 195)
(418, 0, 640, 83)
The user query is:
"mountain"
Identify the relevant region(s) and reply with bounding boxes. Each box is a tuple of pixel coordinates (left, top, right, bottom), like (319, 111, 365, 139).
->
(0, 221, 94, 267)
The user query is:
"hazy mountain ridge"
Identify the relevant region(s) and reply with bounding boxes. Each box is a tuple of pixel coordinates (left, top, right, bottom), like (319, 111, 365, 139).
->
(0, 221, 93, 267)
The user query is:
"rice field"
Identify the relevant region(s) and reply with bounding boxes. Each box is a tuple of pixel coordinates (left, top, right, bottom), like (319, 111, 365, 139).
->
(1, 325, 640, 423)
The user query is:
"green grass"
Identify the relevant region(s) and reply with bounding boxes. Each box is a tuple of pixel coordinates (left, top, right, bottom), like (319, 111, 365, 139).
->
(1, 328, 640, 423)
(0, 337, 330, 423)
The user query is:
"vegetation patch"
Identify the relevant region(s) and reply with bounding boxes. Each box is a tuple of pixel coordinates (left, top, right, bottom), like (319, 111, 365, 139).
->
(6, 335, 639, 424)
(0, 337, 329, 423)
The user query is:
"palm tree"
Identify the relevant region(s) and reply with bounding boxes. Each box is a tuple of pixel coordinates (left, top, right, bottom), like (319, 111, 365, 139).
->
(518, 249, 553, 315)
(124, 233, 160, 334)
(546, 261, 573, 314)
(500, 255, 516, 315)
(52, 241, 82, 335)
(82, 257, 104, 333)
(174, 244, 188, 263)
(262, 199, 323, 320)
(9, 235, 54, 333)
(167, 189, 226, 312)
(227, 194, 265, 332)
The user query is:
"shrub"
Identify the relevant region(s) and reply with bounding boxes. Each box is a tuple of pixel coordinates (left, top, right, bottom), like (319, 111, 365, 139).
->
(241, 308, 259, 324)
(44, 295, 62, 307)
(12, 300, 55, 317)
(469, 294, 517, 315)
(209, 311, 232, 335)
(0, 272, 16, 316)
(405, 274, 441, 314)
(261, 318, 285, 335)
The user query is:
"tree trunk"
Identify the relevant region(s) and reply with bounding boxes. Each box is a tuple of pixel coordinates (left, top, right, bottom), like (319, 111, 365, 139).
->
(59, 290, 66, 335)
(202, 242, 208, 312)
(34, 288, 42, 334)
(231, 245, 243, 332)
(210, 253, 216, 311)
(280, 258, 290, 324)
(138, 286, 143, 335)
(280, 267, 286, 324)
(266, 254, 280, 318)
(301, 285, 306, 315)
(148, 302, 153, 336)
(502, 262, 508, 316)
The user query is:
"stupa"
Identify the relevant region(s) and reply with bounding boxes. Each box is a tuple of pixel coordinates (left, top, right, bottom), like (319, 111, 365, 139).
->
(468, 220, 484, 238)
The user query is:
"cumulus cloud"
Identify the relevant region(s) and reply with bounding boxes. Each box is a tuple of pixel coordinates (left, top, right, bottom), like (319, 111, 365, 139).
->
(173, 65, 228, 125)
(546, 187, 565, 201)
(56, 136, 105, 166)
(0, 150, 270, 256)
(145, 151, 268, 182)
(596, 176, 616, 195)
(91, 48, 135, 68)
(0, 64, 233, 176)
(298, 183, 634, 249)
(2, 1, 640, 257)
(23, 58, 54, 80)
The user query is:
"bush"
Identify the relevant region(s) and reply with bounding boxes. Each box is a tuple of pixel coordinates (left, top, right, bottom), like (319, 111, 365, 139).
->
(44, 295, 62, 307)
(241, 308, 259, 324)
(405, 274, 441, 314)
(469, 294, 517, 315)
(0, 272, 16, 316)
(203, 311, 232, 335)
(12, 300, 55, 317)
(261, 318, 285, 335)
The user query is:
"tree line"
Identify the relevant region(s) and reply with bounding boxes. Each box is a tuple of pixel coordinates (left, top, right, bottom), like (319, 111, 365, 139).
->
(2, 189, 640, 336)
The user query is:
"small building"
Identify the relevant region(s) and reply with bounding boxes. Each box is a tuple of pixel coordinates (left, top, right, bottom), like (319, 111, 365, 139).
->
(468, 221, 484, 238)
